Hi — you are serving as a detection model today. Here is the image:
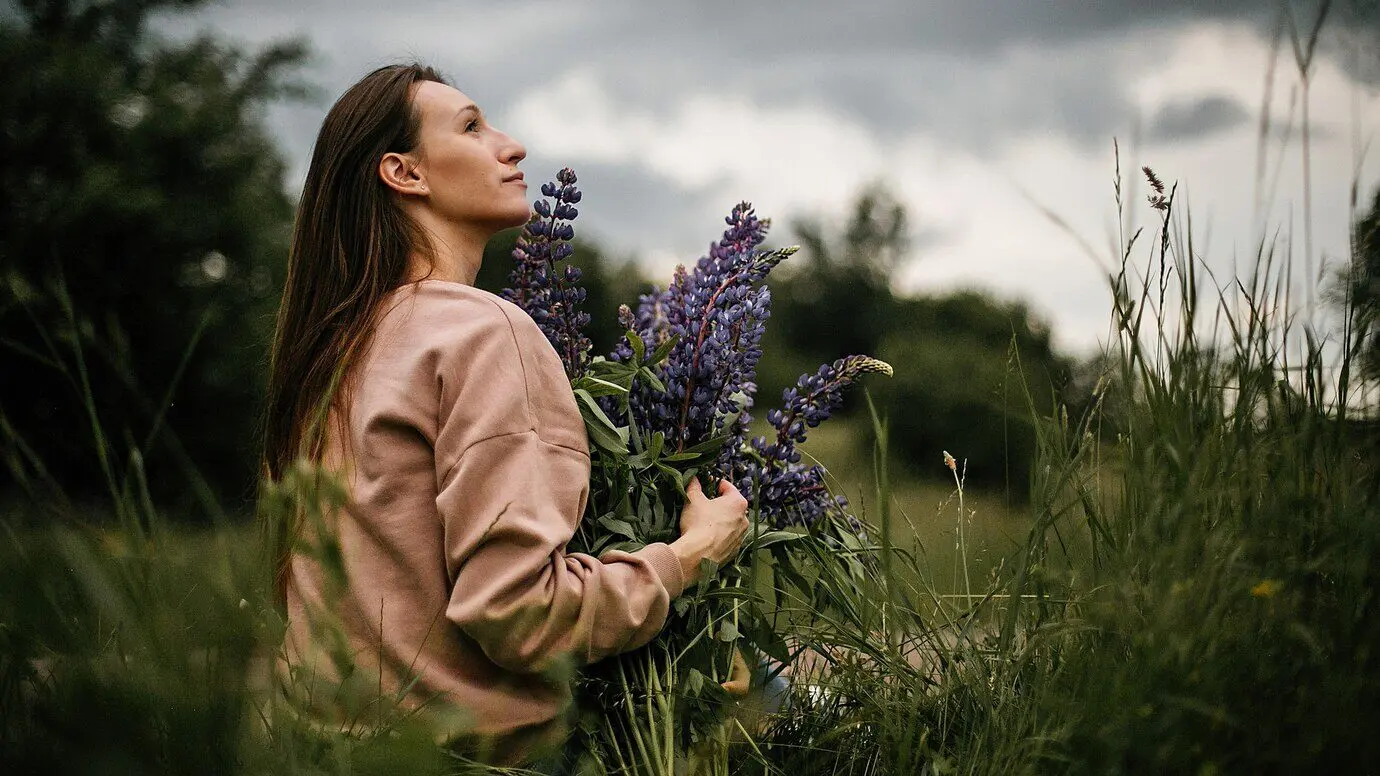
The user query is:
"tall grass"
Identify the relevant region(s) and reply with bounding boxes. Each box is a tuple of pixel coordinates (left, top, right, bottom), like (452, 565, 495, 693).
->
(741, 151, 1380, 774)
(0, 275, 484, 774)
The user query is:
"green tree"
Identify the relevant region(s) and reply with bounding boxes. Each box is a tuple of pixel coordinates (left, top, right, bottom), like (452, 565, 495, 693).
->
(0, 0, 308, 515)
(758, 183, 907, 398)
(1346, 184, 1380, 380)
(760, 184, 1073, 498)
(874, 292, 1072, 498)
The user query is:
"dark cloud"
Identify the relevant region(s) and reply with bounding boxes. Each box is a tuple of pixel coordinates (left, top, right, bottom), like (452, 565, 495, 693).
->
(148, 0, 1371, 254)
(1145, 95, 1250, 144)
(1321, 11, 1380, 86)
(151, 0, 1377, 164)
(622, 0, 1271, 55)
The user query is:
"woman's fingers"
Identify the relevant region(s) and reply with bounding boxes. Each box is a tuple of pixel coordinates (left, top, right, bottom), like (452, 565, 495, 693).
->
(687, 476, 747, 510)
(718, 479, 749, 511)
(721, 648, 752, 697)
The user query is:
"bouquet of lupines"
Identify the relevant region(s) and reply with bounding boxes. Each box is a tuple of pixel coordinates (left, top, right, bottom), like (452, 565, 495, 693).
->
(504, 169, 891, 773)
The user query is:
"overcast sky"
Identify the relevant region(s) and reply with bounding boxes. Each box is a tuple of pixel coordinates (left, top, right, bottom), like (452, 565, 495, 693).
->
(160, 0, 1380, 355)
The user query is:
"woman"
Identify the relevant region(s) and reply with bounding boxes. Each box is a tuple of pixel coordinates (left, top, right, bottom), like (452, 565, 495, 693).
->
(261, 63, 750, 764)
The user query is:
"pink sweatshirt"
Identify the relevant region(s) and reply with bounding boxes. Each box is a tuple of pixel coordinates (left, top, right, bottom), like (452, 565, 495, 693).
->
(283, 279, 685, 756)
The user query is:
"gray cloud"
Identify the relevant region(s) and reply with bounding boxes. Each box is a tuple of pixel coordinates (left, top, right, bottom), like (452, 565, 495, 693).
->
(147, 0, 1368, 261)
(1145, 95, 1251, 144)
(526, 0, 1272, 65)
(151, 0, 1377, 165)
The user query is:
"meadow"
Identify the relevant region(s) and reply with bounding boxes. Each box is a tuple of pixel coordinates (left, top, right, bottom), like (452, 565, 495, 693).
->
(3, 3, 1379, 769)
(4, 152, 1377, 774)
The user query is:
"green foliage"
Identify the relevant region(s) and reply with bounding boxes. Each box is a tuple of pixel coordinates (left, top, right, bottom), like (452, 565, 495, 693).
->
(993, 173, 1380, 773)
(0, 0, 307, 511)
(559, 325, 878, 772)
(757, 185, 906, 398)
(874, 292, 1070, 497)
(0, 483, 491, 776)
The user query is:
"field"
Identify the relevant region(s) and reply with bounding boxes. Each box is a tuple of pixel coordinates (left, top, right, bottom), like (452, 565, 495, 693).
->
(6, 196, 1377, 773)
(4, 73, 1380, 776)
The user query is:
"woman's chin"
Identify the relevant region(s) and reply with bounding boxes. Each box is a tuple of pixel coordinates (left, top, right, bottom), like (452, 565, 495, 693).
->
(502, 207, 535, 230)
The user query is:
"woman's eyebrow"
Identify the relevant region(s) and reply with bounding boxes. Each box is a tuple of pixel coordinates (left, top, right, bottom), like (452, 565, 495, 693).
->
(454, 104, 481, 121)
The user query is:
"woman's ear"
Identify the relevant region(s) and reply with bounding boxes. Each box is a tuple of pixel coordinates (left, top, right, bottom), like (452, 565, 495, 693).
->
(378, 152, 428, 197)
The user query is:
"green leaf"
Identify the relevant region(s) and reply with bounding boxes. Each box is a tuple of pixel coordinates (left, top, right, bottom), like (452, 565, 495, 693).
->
(597, 515, 639, 540)
(574, 388, 620, 429)
(582, 359, 638, 389)
(685, 668, 706, 697)
(648, 492, 669, 533)
(602, 540, 645, 554)
(743, 614, 792, 664)
(626, 329, 646, 363)
(695, 558, 720, 594)
(584, 421, 628, 456)
(646, 431, 665, 461)
(716, 621, 739, 641)
(638, 366, 667, 394)
(658, 463, 690, 492)
(574, 388, 629, 455)
(749, 530, 807, 551)
(661, 436, 726, 465)
(649, 334, 679, 365)
(571, 375, 628, 398)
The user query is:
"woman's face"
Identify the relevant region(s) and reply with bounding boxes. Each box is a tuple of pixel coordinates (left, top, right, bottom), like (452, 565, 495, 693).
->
(407, 81, 530, 233)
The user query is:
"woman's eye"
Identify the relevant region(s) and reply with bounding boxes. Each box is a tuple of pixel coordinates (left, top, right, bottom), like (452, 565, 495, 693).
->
(466, 119, 481, 133)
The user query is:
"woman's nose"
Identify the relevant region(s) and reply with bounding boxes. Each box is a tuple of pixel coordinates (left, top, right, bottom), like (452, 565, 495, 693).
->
(496, 128, 526, 165)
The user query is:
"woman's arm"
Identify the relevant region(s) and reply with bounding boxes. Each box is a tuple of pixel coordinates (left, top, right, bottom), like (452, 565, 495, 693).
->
(432, 291, 686, 673)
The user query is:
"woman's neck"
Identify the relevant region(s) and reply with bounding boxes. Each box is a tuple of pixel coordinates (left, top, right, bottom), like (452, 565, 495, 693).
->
(405, 212, 489, 285)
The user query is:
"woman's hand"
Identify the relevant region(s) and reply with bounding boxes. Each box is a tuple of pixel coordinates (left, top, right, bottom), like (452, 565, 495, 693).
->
(669, 477, 749, 586)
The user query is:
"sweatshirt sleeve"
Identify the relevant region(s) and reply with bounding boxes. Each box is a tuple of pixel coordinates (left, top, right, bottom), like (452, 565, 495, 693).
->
(433, 293, 685, 674)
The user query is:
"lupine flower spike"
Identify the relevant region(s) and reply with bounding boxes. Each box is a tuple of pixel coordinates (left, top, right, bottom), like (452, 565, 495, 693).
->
(640, 204, 785, 450)
(750, 356, 894, 527)
(504, 168, 590, 378)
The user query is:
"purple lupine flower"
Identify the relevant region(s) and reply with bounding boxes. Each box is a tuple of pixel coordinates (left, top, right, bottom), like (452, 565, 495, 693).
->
(632, 203, 792, 454)
(747, 356, 893, 527)
(502, 168, 590, 378)
(611, 287, 672, 363)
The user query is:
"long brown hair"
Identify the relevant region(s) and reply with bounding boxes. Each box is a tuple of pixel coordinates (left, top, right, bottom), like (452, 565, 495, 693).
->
(262, 63, 447, 598)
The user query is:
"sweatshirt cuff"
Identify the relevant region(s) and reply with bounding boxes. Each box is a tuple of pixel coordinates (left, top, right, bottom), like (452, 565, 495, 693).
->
(636, 542, 686, 599)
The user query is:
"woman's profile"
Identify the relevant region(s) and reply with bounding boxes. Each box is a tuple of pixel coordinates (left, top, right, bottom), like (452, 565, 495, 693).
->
(260, 63, 750, 765)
